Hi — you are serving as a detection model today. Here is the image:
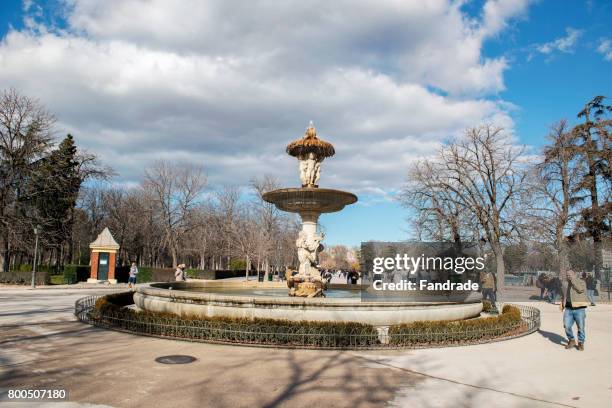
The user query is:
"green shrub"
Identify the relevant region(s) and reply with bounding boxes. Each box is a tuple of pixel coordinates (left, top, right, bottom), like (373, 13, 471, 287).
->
(11, 264, 61, 274)
(0, 271, 50, 285)
(62, 265, 90, 284)
(50, 275, 63, 285)
(229, 259, 246, 271)
(63, 265, 77, 284)
(186, 269, 216, 279)
(482, 300, 493, 312)
(137, 267, 154, 282)
(18, 263, 32, 272)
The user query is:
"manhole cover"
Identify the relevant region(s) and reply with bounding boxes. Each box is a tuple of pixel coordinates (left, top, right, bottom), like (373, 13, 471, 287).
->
(155, 355, 197, 364)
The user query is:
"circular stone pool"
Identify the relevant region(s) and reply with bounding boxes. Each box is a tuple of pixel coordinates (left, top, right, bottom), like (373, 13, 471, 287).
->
(134, 281, 483, 326)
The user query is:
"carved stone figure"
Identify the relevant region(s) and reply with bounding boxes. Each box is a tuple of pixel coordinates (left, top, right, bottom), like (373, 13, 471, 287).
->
(298, 152, 323, 187)
(296, 230, 324, 276)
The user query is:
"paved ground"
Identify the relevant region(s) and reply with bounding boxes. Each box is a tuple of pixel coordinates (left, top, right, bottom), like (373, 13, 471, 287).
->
(0, 287, 611, 408)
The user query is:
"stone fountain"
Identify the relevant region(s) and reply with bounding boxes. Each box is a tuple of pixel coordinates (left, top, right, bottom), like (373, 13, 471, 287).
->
(133, 122, 482, 325)
(262, 122, 357, 297)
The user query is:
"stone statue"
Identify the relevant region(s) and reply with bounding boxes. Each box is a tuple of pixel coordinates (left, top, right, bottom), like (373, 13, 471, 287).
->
(298, 153, 323, 187)
(298, 156, 309, 187)
(296, 230, 324, 277)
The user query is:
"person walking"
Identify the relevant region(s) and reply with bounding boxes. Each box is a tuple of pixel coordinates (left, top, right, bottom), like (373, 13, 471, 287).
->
(175, 264, 187, 281)
(585, 273, 597, 306)
(480, 271, 496, 303)
(547, 276, 561, 304)
(128, 262, 138, 289)
(536, 274, 546, 300)
(561, 270, 588, 351)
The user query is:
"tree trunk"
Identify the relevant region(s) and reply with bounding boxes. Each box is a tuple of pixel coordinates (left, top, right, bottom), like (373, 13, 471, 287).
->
(492, 243, 505, 301)
(557, 227, 569, 275)
(245, 255, 250, 281)
(170, 246, 178, 268)
(1, 235, 9, 272)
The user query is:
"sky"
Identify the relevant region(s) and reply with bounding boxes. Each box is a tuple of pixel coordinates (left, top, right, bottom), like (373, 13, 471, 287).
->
(0, 0, 610, 247)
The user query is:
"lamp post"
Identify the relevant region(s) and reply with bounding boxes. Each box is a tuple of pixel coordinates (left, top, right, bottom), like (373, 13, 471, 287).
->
(31, 225, 41, 288)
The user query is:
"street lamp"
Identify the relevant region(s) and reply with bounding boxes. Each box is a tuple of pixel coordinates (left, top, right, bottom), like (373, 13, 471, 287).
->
(31, 225, 41, 288)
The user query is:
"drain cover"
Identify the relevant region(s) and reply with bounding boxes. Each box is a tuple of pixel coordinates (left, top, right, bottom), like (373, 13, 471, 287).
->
(155, 355, 197, 365)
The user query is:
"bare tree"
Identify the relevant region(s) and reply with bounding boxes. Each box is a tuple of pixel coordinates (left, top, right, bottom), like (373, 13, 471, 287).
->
(214, 185, 241, 270)
(0, 88, 55, 271)
(250, 175, 283, 279)
(425, 125, 526, 299)
(402, 157, 479, 243)
(230, 206, 260, 280)
(143, 160, 206, 267)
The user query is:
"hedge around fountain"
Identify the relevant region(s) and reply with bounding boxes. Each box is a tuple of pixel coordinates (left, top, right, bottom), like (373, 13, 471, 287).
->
(93, 292, 379, 348)
(85, 292, 529, 348)
(388, 304, 524, 346)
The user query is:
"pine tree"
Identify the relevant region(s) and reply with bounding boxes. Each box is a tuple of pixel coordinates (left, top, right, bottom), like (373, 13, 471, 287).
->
(571, 96, 612, 278)
(26, 135, 82, 264)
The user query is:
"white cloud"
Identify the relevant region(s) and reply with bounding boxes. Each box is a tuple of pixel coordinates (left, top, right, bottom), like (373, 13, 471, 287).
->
(597, 38, 612, 61)
(22, 0, 34, 12)
(480, 0, 531, 38)
(535, 27, 582, 55)
(0, 0, 531, 193)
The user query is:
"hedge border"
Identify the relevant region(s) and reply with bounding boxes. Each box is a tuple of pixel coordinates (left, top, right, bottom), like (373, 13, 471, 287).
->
(75, 292, 540, 350)
(0, 270, 50, 285)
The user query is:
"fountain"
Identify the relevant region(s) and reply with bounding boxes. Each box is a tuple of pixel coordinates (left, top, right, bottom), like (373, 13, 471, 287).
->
(133, 122, 482, 325)
(262, 121, 357, 297)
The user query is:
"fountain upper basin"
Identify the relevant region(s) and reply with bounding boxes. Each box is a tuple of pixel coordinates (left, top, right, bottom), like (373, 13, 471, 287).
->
(262, 187, 357, 213)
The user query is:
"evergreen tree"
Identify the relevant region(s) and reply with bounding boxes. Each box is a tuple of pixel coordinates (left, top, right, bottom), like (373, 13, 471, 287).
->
(26, 135, 82, 262)
(571, 96, 612, 277)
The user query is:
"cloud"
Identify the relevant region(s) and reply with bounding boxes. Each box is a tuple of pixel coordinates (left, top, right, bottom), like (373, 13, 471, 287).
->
(597, 38, 612, 61)
(480, 0, 531, 38)
(0, 0, 531, 193)
(535, 27, 582, 55)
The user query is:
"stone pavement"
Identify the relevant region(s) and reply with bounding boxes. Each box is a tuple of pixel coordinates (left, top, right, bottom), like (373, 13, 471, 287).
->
(0, 287, 610, 408)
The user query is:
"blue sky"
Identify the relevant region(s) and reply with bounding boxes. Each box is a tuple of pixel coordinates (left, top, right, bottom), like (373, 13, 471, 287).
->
(0, 1, 610, 247)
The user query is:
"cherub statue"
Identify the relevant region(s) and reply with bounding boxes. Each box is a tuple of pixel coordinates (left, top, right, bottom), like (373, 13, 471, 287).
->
(298, 152, 322, 187)
(296, 230, 324, 276)
(299, 156, 309, 187)
(313, 160, 322, 186)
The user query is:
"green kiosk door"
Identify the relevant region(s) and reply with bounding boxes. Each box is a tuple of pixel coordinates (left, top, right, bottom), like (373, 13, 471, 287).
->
(98, 252, 109, 281)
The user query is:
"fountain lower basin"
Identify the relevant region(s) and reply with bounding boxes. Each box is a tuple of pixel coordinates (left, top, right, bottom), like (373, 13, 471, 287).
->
(134, 281, 483, 326)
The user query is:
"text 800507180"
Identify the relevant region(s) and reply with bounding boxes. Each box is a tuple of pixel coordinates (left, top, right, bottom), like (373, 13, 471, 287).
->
(6, 389, 68, 401)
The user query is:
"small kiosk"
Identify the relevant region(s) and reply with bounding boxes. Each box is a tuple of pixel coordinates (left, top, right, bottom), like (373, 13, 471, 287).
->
(87, 227, 120, 284)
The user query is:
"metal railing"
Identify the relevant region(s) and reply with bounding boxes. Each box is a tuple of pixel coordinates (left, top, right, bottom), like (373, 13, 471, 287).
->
(75, 293, 540, 349)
